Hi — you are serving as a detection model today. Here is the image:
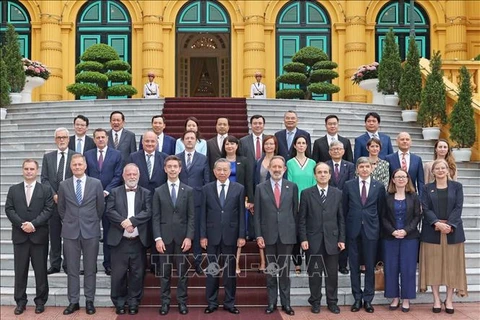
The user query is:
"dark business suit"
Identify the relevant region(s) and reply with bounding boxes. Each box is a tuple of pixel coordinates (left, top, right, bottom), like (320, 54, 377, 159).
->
(386, 151, 424, 197)
(58, 176, 105, 304)
(207, 137, 223, 180)
(126, 150, 168, 195)
(312, 135, 353, 163)
(139, 133, 176, 155)
(298, 185, 344, 307)
(40, 149, 76, 270)
(231, 156, 254, 203)
(106, 185, 152, 309)
(343, 178, 385, 303)
(108, 129, 137, 164)
(152, 182, 195, 306)
(68, 135, 96, 154)
(5, 182, 53, 307)
(254, 179, 298, 307)
(200, 181, 245, 309)
(177, 151, 210, 268)
(239, 133, 265, 162)
(274, 128, 311, 161)
(354, 132, 393, 164)
(84, 147, 123, 269)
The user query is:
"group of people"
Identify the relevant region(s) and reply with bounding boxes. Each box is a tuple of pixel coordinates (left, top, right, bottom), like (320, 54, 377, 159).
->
(5, 109, 467, 316)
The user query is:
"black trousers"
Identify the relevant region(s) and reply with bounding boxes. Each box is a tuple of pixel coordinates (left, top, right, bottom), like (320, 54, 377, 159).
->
(205, 242, 236, 308)
(14, 240, 49, 306)
(49, 206, 65, 270)
(110, 237, 146, 308)
(264, 242, 293, 307)
(159, 240, 189, 306)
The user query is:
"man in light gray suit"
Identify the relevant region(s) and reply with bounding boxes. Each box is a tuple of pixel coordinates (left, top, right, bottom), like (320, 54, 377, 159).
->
(57, 154, 104, 315)
(41, 127, 77, 274)
(254, 156, 298, 316)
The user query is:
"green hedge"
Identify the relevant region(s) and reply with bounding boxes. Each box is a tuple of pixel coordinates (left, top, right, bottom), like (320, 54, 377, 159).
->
(308, 82, 340, 94)
(106, 71, 132, 82)
(76, 61, 104, 73)
(67, 83, 101, 96)
(105, 60, 130, 71)
(310, 69, 339, 82)
(276, 89, 305, 99)
(106, 84, 138, 96)
(76, 71, 108, 84)
(276, 72, 307, 85)
(283, 62, 306, 73)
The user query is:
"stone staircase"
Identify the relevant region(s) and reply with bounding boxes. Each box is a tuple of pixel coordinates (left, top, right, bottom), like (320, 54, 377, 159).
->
(1, 98, 479, 307)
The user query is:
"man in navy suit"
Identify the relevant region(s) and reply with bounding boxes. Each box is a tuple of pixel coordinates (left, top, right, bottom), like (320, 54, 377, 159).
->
(177, 130, 210, 274)
(200, 158, 245, 315)
(68, 115, 95, 154)
(354, 112, 393, 163)
(343, 157, 386, 313)
(207, 117, 229, 180)
(108, 111, 137, 164)
(84, 128, 123, 275)
(312, 115, 353, 163)
(139, 115, 176, 155)
(274, 110, 311, 161)
(325, 140, 355, 275)
(5, 159, 53, 315)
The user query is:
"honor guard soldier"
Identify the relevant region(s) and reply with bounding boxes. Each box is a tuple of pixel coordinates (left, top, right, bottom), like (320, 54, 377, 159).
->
(143, 72, 159, 99)
(250, 71, 266, 99)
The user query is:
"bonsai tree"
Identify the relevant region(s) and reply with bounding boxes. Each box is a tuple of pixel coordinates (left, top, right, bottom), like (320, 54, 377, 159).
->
(377, 28, 402, 95)
(276, 46, 340, 100)
(2, 24, 25, 93)
(417, 51, 447, 127)
(449, 66, 476, 148)
(0, 47, 11, 107)
(67, 43, 137, 99)
(398, 36, 422, 110)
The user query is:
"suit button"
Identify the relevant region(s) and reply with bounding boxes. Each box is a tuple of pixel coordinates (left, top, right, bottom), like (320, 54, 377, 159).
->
(221, 210, 224, 213)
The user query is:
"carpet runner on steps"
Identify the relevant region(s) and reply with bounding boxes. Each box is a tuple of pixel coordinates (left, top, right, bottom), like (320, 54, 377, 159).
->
(162, 97, 249, 139)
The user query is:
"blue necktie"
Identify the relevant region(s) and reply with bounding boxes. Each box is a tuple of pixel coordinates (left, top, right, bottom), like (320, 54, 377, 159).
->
(76, 179, 82, 205)
(171, 183, 177, 206)
(287, 131, 294, 149)
(146, 154, 153, 178)
(76, 139, 82, 153)
(219, 184, 226, 207)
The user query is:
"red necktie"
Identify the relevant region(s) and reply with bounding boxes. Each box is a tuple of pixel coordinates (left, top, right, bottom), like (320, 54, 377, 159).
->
(255, 137, 261, 160)
(274, 183, 281, 208)
(401, 153, 407, 171)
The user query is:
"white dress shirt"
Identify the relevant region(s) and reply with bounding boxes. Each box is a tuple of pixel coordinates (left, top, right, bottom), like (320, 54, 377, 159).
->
(124, 185, 139, 238)
(97, 146, 108, 161)
(75, 135, 85, 154)
(112, 128, 123, 144)
(358, 176, 371, 198)
(316, 184, 328, 197)
(73, 174, 87, 199)
(56, 149, 69, 181)
(217, 134, 228, 151)
(397, 150, 411, 170)
(217, 179, 230, 197)
(157, 133, 164, 152)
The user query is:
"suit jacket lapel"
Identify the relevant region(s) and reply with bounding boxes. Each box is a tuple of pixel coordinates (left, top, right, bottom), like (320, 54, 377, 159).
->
(367, 181, 379, 204)
(280, 180, 289, 206)
(134, 189, 142, 215)
(265, 181, 276, 207)
(311, 187, 324, 207)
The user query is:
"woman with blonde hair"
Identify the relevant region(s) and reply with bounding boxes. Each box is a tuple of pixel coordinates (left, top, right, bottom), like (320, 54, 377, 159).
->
(424, 139, 457, 183)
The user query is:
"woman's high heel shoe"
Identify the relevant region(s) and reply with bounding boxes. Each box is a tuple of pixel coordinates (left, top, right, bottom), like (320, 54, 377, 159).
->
(444, 301, 454, 314)
(389, 300, 400, 310)
(432, 301, 441, 313)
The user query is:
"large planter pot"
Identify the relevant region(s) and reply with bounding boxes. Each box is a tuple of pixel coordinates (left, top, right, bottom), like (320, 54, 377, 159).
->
(422, 127, 441, 140)
(358, 79, 384, 104)
(384, 94, 399, 106)
(20, 76, 45, 103)
(9, 93, 22, 104)
(401, 110, 418, 122)
(0, 108, 7, 120)
(452, 148, 472, 162)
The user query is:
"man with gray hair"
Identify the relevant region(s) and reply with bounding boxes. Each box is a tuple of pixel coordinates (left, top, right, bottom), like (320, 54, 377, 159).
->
(41, 127, 78, 275)
(274, 110, 311, 161)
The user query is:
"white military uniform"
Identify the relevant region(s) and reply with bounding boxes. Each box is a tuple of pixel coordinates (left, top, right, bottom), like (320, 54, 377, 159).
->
(143, 81, 159, 99)
(250, 82, 266, 99)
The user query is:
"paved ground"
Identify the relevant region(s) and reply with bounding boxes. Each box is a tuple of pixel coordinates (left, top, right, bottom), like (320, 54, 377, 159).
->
(1, 303, 479, 319)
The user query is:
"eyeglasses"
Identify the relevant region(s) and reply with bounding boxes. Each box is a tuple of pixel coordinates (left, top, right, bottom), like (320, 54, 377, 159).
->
(55, 136, 69, 140)
(394, 176, 408, 179)
(330, 148, 343, 152)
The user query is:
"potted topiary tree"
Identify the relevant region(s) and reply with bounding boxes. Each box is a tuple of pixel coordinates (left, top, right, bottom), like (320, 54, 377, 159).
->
(67, 43, 137, 99)
(449, 66, 476, 162)
(2, 24, 25, 103)
(377, 28, 402, 105)
(276, 46, 340, 100)
(0, 47, 11, 119)
(399, 36, 422, 122)
(417, 51, 447, 140)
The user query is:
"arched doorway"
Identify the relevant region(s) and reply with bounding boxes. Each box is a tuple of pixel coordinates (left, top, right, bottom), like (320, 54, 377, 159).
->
(0, 0, 31, 58)
(176, 0, 230, 97)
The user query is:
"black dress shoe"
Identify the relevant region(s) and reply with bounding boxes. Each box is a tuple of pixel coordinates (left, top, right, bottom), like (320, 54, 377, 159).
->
(63, 266, 68, 274)
(129, 306, 138, 315)
(389, 301, 400, 310)
(265, 304, 276, 314)
(35, 305, 45, 314)
(224, 306, 240, 314)
(179, 304, 188, 314)
(86, 300, 96, 314)
(339, 267, 349, 274)
(159, 304, 170, 315)
(351, 300, 362, 312)
(364, 301, 374, 313)
(328, 304, 340, 314)
(105, 267, 112, 275)
(311, 305, 320, 314)
(14, 305, 25, 315)
(204, 306, 217, 314)
(47, 267, 60, 275)
(282, 305, 295, 315)
(63, 303, 80, 315)
(116, 306, 126, 315)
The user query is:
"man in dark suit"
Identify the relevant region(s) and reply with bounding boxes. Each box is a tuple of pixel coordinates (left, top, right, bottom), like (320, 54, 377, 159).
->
(68, 115, 95, 154)
(354, 112, 393, 163)
(343, 157, 386, 313)
(299, 162, 345, 314)
(200, 158, 246, 315)
(312, 115, 353, 163)
(325, 140, 355, 274)
(274, 110, 311, 161)
(207, 117, 229, 180)
(153, 155, 195, 316)
(106, 164, 152, 315)
(5, 159, 54, 315)
(84, 128, 123, 275)
(58, 154, 105, 315)
(239, 114, 266, 162)
(177, 130, 210, 274)
(139, 115, 176, 155)
(41, 127, 77, 275)
(108, 111, 137, 164)
(386, 132, 424, 197)
(254, 156, 298, 316)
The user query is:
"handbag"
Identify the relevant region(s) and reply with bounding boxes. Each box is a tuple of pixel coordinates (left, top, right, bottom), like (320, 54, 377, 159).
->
(374, 261, 385, 291)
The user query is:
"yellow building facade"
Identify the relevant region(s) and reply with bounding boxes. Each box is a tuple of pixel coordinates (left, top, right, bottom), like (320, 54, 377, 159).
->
(3, 0, 480, 102)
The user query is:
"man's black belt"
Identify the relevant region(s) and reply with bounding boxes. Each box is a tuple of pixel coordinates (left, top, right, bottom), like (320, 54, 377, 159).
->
(146, 93, 156, 95)
(123, 236, 139, 240)
(254, 93, 263, 96)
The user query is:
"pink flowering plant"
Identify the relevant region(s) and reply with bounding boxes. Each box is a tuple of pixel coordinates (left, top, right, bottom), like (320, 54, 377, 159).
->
(351, 62, 379, 84)
(22, 58, 50, 80)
